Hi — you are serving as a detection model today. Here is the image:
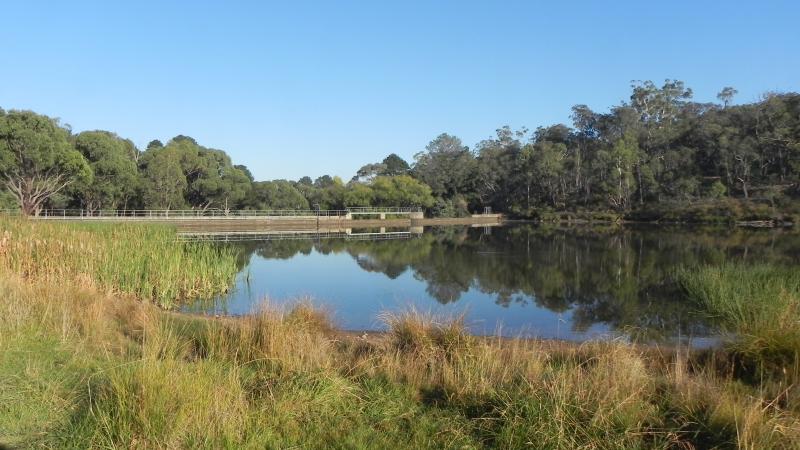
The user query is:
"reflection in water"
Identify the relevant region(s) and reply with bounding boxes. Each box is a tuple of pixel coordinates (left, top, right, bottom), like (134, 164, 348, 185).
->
(185, 224, 800, 343)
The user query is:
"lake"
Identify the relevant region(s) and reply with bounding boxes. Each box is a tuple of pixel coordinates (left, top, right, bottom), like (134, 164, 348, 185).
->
(184, 224, 800, 344)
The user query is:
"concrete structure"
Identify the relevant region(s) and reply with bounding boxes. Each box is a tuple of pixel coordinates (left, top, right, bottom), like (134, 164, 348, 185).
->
(2, 207, 503, 231)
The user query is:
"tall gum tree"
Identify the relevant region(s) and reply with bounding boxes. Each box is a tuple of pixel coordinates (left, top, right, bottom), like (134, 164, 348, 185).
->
(73, 130, 139, 212)
(0, 110, 91, 215)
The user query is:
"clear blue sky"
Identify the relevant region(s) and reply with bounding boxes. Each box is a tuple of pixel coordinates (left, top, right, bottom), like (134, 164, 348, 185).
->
(1, 1, 798, 181)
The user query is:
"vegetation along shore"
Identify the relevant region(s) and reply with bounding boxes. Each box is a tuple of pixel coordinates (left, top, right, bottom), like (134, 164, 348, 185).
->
(0, 218, 798, 448)
(2, 81, 798, 224)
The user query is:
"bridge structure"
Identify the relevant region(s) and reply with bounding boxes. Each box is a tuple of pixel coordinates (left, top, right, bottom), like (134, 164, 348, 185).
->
(0, 207, 502, 233)
(178, 229, 418, 242)
(0, 206, 424, 220)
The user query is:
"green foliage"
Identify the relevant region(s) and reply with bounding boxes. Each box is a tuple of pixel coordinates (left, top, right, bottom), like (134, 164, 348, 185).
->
(247, 180, 310, 209)
(430, 195, 470, 217)
(413, 133, 476, 198)
(679, 263, 800, 383)
(626, 198, 789, 224)
(342, 182, 374, 207)
(0, 218, 237, 307)
(371, 175, 434, 207)
(73, 130, 139, 211)
(597, 132, 639, 209)
(419, 84, 799, 219)
(139, 145, 187, 209)
(708, 180, 728, 199)
(0, 109, 91, 214)
(3, 81, 800, 218)
(381, 153, 410, 175)
(0, 188, 18, 210)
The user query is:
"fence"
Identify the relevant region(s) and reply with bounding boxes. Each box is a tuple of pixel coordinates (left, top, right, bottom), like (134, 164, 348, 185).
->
(0, 207, 423, 219)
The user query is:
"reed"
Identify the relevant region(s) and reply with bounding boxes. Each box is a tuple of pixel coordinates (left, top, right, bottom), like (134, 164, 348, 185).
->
(0, 217, 237, 307)
(679, 263, 800, 384)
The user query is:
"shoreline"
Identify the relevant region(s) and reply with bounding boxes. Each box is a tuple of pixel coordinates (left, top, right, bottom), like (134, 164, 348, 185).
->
(173, 307, 717, 354)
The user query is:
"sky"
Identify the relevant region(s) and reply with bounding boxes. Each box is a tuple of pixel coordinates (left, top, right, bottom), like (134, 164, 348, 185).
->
(1, 1, 798, 181)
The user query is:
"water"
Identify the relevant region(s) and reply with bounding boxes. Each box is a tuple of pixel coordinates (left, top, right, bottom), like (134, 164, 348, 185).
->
(184, 224, 800, 343)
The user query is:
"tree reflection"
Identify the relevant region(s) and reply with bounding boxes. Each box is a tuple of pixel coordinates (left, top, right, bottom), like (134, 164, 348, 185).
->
(225, 225, 800, 340)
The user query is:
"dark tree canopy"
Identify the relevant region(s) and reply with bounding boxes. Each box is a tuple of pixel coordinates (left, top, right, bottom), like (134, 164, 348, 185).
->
(380, 153, 410, 176)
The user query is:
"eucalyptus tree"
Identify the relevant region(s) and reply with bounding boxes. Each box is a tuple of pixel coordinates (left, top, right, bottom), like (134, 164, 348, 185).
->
(413, 133, 476, 198)
(596, 132, 640, 209)
(247, 180, 309, 210)
(139, 145, 187, 209)
(475, 126, 527, 212)
(570, 104, 598, 201)
(380, 153, 410, 176)
(141, 136, 252, 211)
(0, 109, 91, 215)
(72, 130, 139, 212)
(717, 87, 738, 108)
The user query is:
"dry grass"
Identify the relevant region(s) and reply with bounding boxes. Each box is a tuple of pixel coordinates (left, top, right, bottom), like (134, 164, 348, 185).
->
(3, 277, 800, 448)
(2, 220, 800, 448)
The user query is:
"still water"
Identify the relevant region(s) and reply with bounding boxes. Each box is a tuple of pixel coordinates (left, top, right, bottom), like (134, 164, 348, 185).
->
(185, 224, 800, 343)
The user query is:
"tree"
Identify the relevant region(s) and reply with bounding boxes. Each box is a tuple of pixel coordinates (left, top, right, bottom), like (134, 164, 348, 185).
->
(475, 126, 526, 211)
(570, 104, 597, 200)
(73, 131, 139, 212)
(0, 110, 91, 215)
(139, 147, 186, 209)
(531, 141, 567, 207)
(380, 153, 410, 176)
(314, 175, 335, 189)
(354, 163, 386, 182)
(717, 87, 738, 108)
(248, 180, 309, 210)
(597, 132, 639, 209)
(413, 133, 476, 198)
(185, 148, 251, 211)
(372, 175, 434, 207)
(343, 182, 374, 207)
(235, 164, 254, 182)
(141, 136, 252, 211)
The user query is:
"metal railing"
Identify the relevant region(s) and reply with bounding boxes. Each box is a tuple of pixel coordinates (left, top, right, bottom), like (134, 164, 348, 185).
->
(178, 230, 414, 242)
(344, 206, 422, 213)
(0, 207, 423, 219)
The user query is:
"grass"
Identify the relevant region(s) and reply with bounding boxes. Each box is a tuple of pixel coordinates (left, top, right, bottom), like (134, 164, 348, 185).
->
(0, 217, 237, 308)
(1, 219, 800, 448)
(679, 263, 800, 406)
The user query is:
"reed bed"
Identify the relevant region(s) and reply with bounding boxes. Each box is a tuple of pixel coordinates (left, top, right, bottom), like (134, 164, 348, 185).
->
(679, 263, 800, 387)
(0, 217, 237, 307)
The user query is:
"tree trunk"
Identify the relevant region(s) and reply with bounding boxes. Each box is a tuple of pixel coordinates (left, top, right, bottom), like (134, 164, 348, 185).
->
(5, 175, 71, 217)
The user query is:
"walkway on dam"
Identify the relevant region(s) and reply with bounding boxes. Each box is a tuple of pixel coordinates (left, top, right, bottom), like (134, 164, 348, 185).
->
(4, 206, 424, 220)
(1, 207, 503, 231)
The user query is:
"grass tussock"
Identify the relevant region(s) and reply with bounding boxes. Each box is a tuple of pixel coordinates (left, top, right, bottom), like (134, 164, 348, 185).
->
(2, 278, 800, 448)
(2, 220, 800, 448)
(0, 217, 237, 307)
(679, 263, 800, 385)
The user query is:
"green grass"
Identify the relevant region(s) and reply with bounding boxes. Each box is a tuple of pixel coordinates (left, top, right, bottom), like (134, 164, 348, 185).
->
(2, 220, 800, 448)
(0, 217, 237, 307)
(679, 263, 800, 385)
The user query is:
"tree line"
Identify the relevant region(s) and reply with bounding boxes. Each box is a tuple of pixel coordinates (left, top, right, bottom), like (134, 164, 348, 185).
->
(1, 79, 798, 218)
